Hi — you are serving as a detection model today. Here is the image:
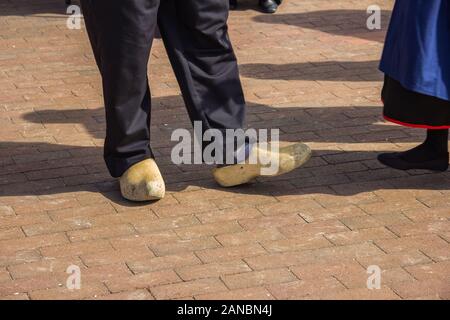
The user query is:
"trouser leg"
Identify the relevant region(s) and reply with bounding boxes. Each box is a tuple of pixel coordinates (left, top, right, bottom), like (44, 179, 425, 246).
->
(81, 0, 159, 177)
(157, 0, 246, 161)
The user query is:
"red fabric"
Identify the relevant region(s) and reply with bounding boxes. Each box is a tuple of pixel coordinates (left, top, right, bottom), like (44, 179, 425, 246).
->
(383, 115, 450, 129)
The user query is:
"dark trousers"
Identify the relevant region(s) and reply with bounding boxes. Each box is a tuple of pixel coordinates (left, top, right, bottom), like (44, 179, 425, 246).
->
(80, 0, 246, 177)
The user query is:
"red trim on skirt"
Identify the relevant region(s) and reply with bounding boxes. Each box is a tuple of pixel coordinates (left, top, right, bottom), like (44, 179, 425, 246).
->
(383, 115, 450, 129)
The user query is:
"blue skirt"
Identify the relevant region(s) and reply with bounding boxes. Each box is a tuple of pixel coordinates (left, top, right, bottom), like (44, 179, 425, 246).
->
(380, 0, 450, 128)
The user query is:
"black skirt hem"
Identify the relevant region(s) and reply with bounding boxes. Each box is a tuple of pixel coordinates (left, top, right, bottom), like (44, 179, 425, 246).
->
(382, 75, 450, 128)
(383, 115, 450, 129)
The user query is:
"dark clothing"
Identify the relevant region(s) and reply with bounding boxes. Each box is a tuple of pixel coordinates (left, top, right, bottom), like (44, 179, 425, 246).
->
(81, 0, 246, 177)
(380, 0, 450, 129)
(377, 128, 449, 172)
(382, 75, 450, 129)
(380, 0, 450, 102)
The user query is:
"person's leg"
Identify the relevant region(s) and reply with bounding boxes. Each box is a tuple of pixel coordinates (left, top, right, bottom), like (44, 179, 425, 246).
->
(158, 0, 249, 165)
(157, 0, 311, 187)
(426, 129, 450, 154)
(378, 129, 449, 171)
(81, 0, 158, 178)
(81, 0, 165, 200)
(157, 0, 246, 137)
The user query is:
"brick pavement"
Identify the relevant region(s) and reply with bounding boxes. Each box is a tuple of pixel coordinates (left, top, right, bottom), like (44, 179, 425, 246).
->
(0, 0, 449, 300)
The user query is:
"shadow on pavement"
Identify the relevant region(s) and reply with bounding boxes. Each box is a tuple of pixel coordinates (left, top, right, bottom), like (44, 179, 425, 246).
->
(2, 4, 448, 205)
(0, 0, 76, 17)
(252, 9, 392, 43)
(1, 96, 449, 204)
(240, 60, 382, 82)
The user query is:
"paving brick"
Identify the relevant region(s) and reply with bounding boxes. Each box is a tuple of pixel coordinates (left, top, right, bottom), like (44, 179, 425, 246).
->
(267, 278, 345, 299)
(310, 287, 401, 300)
(261, 234, 333, 253)
(112, 195, 178, 213)
(0, 250, 42, 268)
(196, 207, 262, 224)
(357, 250, 432, 269)
(67, 224, 137, 242)
(299, 205, 367, 223)
(416, 195, 450, 209)
(81, 263, 133, 283)
(109, 231, 179, 250)
(196, 244, 267, 263)
(175, 221, 243, 240)
(358, 199, 428, 215)
(212, 194, 278, 210)
(390, 279, 450, 299)
(325, 227, 397, 245)
(216, 228, 286, 246)
(0, 205, 15, 217)
(21, 221, 76, 237)
(388, 221, 450, 237)
(245, 243, 383, 270)
(402, 207, 450, 222)
(93, 289, 154, 300)
(172, 189, 234, 203)
(8, 257, 82, 280)
(378, 268, 417, 287)
(257, 199, 321, 216)
(153, 203, 216, 218)
(333, 266, 414, 289)
(151, 278, 227, 300)
(0, 275, 64, 297)
(0, 227, 25, 241)
(195, 287, 274, 300)
(127, 253, 201, 274)
(405, 261, 450, 281)
(105, 270, 181, 293)
(279, 220, 349, 238)
(369, 212, 412, 226)
(176, 260, 252, 281)
(438, 290, 450, 300)
(48, 203, 116, 221)
(222, 268, 297, 290)
(0, 269, 11, 282)
(441, 232, 450, 243)
(72, 210, 157, 228)
(375, 234, 449, 253)
(0, 233, 68, 255)
(375, 235, 450, 262)
(12, 197, 79, 215)
(29, 283, 109, 300)
(149, 237, 221, 256)
(340, 215, 383, 230)
(40, 239, 114, 258)
(290, 260, 366, 282)
(133, 215, 200, 234)
(309, 192, 380, 210)
(0, 293, 29, 300)
(238, 213, 305, 230)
